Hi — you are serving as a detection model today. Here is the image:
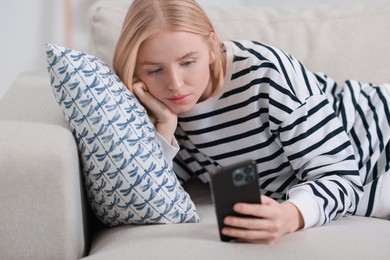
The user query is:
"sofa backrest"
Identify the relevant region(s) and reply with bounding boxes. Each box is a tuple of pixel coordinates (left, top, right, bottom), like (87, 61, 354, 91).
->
(88, 0, 390, 84)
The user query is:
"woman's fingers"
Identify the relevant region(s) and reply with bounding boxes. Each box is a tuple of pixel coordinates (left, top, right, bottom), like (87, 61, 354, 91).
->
(221, 195, 298, 244)
(221, 226, 276, 244)
(132, 81, 178, 143)
(133, 82, 163, 117)
(132, 81, 148, 100)
(224, 215, 271, 230)
(232, 195, 278, 219)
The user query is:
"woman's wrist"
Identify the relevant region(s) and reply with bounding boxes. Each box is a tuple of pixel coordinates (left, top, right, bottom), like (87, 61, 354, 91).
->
(156, 121, 177, 145)
(281, 202, 304, 233)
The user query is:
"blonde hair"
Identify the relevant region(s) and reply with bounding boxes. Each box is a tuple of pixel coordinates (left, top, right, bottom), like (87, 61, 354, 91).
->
(112, 0, 225, 96)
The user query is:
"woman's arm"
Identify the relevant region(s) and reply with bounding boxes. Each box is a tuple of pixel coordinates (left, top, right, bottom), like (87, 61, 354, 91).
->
(219, 41, 363, 243)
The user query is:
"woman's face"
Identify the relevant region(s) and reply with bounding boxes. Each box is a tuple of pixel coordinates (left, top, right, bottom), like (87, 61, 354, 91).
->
(135, 30, 215, 114)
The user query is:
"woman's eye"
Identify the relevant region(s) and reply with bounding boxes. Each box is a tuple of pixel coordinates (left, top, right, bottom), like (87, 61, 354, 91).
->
(182, 60, 195, 67)
(147, 68, 162, 75)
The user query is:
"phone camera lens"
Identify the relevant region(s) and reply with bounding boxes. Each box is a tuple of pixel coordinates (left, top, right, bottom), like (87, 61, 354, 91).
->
(234, 173, 243, 182)
(245, 175, 254, 183)
(244, 165, 253, 174)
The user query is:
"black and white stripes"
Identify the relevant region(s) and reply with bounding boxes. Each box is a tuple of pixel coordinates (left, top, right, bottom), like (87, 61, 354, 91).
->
(173, 40, 390, 226)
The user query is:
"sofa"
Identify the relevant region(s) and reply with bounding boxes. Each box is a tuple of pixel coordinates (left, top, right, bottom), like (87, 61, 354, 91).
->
(1, 0, 390, 259)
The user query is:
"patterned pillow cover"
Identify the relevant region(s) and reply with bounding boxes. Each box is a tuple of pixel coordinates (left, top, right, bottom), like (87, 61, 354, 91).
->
(46, 44, 199, 226)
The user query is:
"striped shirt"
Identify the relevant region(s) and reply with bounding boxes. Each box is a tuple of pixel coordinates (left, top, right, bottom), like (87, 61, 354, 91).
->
(172, 40, 390, 228)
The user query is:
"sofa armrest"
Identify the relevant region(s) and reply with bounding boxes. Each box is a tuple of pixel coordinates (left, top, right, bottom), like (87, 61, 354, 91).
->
(0, 72, 91, 259)
(0, 121, 88, 259)
(0, 71, 68, 127)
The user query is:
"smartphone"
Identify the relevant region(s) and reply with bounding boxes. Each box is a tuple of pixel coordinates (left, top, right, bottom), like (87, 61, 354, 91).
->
(210, 160, 261, 242)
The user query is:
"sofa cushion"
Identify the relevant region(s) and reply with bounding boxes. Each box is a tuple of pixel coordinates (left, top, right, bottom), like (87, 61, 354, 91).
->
(87, 179, 390, 259)
(87, 1, 390, 84)
(45, 44, 199, 226)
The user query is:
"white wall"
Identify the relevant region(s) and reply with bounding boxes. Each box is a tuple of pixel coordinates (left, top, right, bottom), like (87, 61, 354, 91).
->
(0, 0, 93, 100)
(0, 0, 387, 100)
(199, 0, 387, 7)
(0, 1, 55, 99)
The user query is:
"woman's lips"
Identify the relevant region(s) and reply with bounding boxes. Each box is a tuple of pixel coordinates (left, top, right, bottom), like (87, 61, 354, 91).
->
(167, 94, 191, 104)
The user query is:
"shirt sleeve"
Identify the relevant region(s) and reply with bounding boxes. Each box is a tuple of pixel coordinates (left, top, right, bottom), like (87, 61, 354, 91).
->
(263, 43, 364, 227)
(278, 93, 363, 227)
(156, 132, 179, 167)
(286, 189, 320, 229)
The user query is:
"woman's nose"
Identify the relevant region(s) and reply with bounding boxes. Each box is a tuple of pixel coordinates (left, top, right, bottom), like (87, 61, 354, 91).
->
(167, 68, 184, 90)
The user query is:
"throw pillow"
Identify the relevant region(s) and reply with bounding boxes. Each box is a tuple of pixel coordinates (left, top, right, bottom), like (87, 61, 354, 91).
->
(46, 44, 199, 226)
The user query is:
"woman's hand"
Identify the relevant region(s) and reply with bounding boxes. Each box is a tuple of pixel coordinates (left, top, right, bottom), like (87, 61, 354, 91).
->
(221, 195, 304, 244)
(133, 81, 178, 144)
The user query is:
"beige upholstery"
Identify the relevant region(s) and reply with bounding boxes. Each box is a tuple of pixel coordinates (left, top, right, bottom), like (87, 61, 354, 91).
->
(1, 1, 389, 259)
(88, 1, 390, 84)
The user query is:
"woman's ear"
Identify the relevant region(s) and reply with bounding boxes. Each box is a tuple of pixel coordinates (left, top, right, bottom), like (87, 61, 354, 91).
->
(208, 32, 217, 64)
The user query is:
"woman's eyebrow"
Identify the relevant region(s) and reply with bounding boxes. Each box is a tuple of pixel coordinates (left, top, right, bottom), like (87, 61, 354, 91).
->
(179, 51, 198, 60)
(139, 60, 161, 66)
(139, 51, 198, 66)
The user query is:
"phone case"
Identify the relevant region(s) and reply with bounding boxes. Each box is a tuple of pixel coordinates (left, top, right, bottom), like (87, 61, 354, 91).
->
(210, 160, 261, 242)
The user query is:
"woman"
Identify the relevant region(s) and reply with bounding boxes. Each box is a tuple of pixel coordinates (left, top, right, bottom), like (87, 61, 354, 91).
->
(113, 0, 390, 244)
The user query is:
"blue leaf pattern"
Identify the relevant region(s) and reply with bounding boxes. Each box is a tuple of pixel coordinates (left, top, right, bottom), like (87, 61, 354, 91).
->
(46, 44, 199, 226)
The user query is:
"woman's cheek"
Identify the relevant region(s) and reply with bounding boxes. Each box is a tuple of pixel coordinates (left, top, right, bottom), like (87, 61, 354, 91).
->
(145, 80, 165, 101)
(198, 62, 212, 84)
